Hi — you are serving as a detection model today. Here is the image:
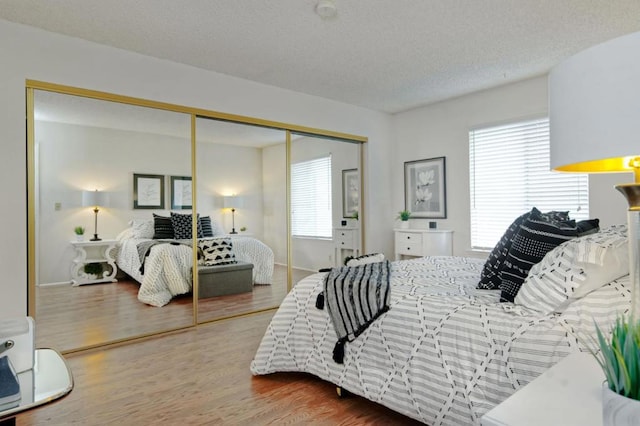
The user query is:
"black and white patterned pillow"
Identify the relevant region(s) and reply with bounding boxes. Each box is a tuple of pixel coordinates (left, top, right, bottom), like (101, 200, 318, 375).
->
(200, 216, 214, 238)
(499, 209, 579, 302)
(153, 214, 174, 239)
(170, 212, 203, 239)
(577, 218, 600, 236)
(198, 238, 236, 266)
(477, 210, 532, 290)
(346, 253, 385, 266)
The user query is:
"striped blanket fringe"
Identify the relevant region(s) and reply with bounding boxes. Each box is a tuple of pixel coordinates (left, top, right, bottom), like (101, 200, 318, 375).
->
(315, 260, 391, 364)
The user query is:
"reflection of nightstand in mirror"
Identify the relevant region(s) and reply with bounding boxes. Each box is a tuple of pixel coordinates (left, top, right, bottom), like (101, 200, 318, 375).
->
(334, 227, 360, 266)
(69, 239, 118, 286)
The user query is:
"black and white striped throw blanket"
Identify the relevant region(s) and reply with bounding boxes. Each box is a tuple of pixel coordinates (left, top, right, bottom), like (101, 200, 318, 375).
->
(316, 260, 391, 363)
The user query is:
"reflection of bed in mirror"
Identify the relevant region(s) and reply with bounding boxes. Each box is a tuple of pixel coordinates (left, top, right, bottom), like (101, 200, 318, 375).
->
(115, 217, 274, 307)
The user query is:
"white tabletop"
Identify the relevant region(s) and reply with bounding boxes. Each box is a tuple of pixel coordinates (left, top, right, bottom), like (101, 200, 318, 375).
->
(481, 352, 604, 426)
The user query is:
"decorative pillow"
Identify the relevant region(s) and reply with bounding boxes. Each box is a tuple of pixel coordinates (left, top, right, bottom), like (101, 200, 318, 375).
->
(515, 225, 628, 314)
(200, 216, 214, 238)
(198, 238, 236, 266)
(499, 209, 579, 302)
(170, 212, 203, 239)
(153, 214, 174, 239)
(129, 218, 155, 239)
(346, 253, 385, 267)
(577, 218, 600, 236)
(477, 211, 531, 290)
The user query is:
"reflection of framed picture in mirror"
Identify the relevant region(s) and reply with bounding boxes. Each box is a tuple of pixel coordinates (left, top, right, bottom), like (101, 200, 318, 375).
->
(342, 169, 359, 218)
(170, 176, 192, 210)
(404, 156, 447, 218)
(133, 173, 165, 209)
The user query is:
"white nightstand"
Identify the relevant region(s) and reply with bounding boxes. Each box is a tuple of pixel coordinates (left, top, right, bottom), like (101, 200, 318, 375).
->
(481, 352, 604, 426)
(394, 229, 453, 260)
(70, 239, 118, 286)
(334, 227, 360, 266)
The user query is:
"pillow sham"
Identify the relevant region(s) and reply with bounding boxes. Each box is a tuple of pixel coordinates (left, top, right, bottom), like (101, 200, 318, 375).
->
(514, 225, 628, 314)
(129, 218, 155, 239)
(499, 209, 578, 302)
(346, 253, 385, 266)
(170, 212, 204, 239)
(577, 218, 600, 236)
(200, 216, 214, 238)
(153, 214, 174, 239)
(477, 208, 570, 290)
(198, 238, 236, 266)
(477, 210, 531, 290)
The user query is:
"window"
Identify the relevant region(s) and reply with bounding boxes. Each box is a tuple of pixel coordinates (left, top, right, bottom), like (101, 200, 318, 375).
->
(291, 155, 332, 238)
(469, 117, 588, 249)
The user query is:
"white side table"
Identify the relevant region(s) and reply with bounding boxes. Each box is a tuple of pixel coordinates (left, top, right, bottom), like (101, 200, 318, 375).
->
(394, 229, 453, 260)
(69, 239, 118, 286)
(334, 227, 360, 266)
(481, 352, 604, 426)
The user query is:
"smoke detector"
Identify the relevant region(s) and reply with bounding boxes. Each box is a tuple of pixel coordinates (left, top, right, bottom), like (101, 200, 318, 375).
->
(316, 0, 337, 19)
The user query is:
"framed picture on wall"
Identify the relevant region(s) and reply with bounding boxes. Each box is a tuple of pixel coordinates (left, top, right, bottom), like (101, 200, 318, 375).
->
(342, 169, 359, 219)
(404, 156, 447, 218)
(133, 173, 165, 209)
(170, 176, 192, 210)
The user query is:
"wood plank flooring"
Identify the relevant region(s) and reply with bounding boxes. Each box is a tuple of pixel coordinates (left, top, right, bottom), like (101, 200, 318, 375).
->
(35, 265, 313, 352)
(15, 311, 423, 425)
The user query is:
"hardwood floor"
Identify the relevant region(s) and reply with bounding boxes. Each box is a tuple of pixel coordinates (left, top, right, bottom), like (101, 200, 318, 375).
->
(15, 311, 423, 425)
(36, 265, 315, 352)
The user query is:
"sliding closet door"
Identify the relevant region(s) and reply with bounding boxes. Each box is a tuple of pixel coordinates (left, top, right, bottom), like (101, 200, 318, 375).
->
(30, 88, 195, 352)
(194, 117, 288, 323)
(289, 134, 362, 284)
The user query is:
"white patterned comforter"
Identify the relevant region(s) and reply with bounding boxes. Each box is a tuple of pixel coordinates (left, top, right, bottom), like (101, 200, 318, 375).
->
(250, 256, 631, 425)
(116, 236, 274, 307)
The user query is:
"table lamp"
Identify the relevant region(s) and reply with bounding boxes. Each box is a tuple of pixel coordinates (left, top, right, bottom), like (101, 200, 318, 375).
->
(549, 30, 640, 318)
(223, 195, 243, 234)
(82, 189, 110, 241)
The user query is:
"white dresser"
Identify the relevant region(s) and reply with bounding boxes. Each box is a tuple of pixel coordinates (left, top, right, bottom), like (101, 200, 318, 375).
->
(394, 229, 453, 260)
(333, 227, 360, 266)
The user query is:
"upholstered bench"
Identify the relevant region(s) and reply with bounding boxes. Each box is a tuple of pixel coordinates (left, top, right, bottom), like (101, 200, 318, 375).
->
(196, 261, 254, 299)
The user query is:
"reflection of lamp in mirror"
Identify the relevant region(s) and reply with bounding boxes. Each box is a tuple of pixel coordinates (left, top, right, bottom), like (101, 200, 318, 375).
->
(549, 30, 640, 317)
(82, 189, 109, 241)
(224, 195, 243, 234)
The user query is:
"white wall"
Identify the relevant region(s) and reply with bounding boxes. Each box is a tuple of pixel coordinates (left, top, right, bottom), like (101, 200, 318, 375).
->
(392, 75, 628, 256)
(0, 20, 393, 317)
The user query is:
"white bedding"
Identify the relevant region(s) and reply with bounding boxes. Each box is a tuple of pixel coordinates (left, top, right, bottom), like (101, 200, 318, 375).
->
(250, 256, 631, 425)
(116, 236, 274, 307)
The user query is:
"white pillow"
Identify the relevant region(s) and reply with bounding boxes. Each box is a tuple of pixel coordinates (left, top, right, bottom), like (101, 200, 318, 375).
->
(346, 253, 385, 267)
(128, 218, 155, 239)
(514, 225, 628, 314)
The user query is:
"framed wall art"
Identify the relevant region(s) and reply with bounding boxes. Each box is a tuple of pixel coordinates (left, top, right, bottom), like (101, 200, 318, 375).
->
(404, 156, 447, 218)
(133, 173, 165, 209)
(342, 169, 359, 218)
(170, 176, 192, 210)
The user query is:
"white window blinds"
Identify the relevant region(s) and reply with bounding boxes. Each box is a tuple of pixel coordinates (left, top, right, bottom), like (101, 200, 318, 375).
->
(291, 155, 332, 238)
(469, 117, 589, 250)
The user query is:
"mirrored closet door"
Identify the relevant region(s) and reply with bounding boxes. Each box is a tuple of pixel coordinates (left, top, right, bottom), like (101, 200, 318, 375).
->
(290, 134, 362, 285)
(30, 88, 195, 352)
(194, 117, 288, 323)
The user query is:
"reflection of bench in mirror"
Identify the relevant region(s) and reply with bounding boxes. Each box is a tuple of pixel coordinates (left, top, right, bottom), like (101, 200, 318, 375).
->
(197, 262, 254, 299)
(0, 349, 73, 425)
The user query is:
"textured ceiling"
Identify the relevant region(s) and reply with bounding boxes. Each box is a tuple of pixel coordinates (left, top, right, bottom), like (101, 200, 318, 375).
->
(2, 0, 640, 113)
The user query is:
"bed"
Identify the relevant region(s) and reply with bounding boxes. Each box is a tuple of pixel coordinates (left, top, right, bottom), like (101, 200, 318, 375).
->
(115, 216, 274, 307)
(250, 223, 631, 425)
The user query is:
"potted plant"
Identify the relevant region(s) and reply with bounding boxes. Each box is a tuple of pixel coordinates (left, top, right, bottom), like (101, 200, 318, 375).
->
(398, 210, 411, 229)
(591, 316, 640, 425)
(74, 226, 85, 242)
(83, 262, 104, 279)
(240, 226, 247, 233)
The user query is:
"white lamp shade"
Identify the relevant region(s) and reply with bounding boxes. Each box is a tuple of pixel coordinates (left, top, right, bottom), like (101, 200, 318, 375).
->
(550, 31, 640, 174)
(224, 195, 242, 209)
(82, 190, 110, 208)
